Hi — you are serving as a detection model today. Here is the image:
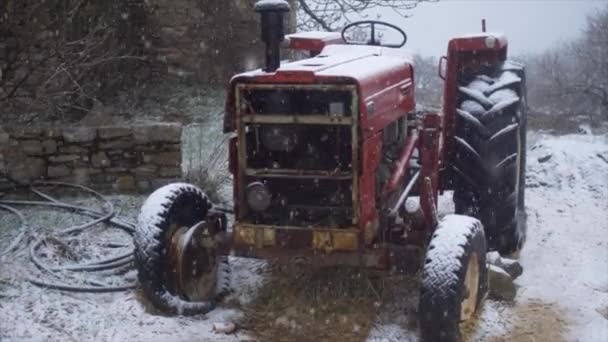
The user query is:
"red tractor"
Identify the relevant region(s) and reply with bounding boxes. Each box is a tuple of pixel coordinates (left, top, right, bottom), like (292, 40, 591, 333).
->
(133, 1, 527, 340)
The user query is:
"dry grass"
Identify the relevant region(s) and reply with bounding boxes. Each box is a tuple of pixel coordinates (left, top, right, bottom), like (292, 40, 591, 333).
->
(182, 123, 231, 203)
(238, 265, 391, 342)
(481, 300, 568, 342)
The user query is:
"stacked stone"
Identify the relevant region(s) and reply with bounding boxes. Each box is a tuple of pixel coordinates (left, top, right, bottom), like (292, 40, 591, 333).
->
(0, 123, 182, 192)
(148, 0, 263, 83)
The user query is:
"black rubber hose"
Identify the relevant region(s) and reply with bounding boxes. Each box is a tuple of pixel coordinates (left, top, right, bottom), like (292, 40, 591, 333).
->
(27, 277, 136, 292)
(0, 181, 137, 292)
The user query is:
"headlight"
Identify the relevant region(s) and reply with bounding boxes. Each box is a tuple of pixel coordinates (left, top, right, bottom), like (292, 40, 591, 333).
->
(246, 182, 271, 212)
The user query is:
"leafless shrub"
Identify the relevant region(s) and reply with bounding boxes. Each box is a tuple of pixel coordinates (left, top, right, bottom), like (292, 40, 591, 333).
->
(413, 54, 442, 109)
(297, 0, 438, 31)
(182, 124, 231, 204)
(0, 0, 151, 122)
(523, 4, 607, 126)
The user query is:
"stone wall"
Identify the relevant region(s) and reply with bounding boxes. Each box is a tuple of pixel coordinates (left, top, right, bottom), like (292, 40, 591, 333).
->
(148, 0, 265, 83)
(142, 0, 296, 83)
(0, 124, 182, 192)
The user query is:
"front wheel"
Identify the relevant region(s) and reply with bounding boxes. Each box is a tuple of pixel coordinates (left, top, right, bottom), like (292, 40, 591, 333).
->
(418, 214, 489, 342)
(133, 183, 230, 315)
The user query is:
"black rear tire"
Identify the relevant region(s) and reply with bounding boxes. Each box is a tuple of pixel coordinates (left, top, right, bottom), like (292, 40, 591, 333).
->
(419, 214, 488, 342)
(134, 183, 230, 315)
(451, 60, 527, 256)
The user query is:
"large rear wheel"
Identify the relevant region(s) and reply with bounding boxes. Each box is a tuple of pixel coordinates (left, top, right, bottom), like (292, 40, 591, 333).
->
(451, 60, 527, 256)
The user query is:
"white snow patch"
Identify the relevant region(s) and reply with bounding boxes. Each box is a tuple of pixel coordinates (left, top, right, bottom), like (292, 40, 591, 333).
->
(484, 71, 521, 94)
(467, 79, 491, 93)
(461, 99, 485, 117)
(459, 86, 494, 108)
(254, 0, 290, 11)
(287, 31, 342, 40)
(456, 32, 505, 39)
(521, 132, 608, 341)
(502, 60, 525, 71)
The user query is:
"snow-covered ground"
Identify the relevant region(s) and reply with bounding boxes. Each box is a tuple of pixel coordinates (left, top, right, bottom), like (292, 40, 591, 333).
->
(1, 132, 607, 341)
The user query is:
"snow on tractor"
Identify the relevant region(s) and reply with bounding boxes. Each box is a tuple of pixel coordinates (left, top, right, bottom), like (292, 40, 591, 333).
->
(133, 1, 527, 340)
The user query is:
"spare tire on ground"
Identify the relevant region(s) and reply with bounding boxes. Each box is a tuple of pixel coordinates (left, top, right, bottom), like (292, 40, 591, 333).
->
(134, 183, 230, 315)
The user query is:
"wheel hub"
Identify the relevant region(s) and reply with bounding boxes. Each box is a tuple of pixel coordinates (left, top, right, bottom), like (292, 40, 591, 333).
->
(168, 221, 218, 301)
(461, 252, 480, 321)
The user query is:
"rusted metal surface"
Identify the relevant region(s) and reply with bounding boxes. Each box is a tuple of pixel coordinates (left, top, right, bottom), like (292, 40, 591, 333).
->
(363, 219, 379, 246)
(423, 177, 439, 228)
(227, 222, 424, 273)
(381, 130, 420, 199)
(234, 83, 359, 228)
(232, 244, 389, 269)
(359, 131, 382, 242)
(234, 223, 360, 252)
(419, 113, 442, 233)
(167, 221, 218, 301)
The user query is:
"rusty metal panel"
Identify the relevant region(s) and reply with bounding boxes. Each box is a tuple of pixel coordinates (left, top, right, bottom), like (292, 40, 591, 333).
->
(312, 231, 332, 252)
(234, 223, 360, 252)
(419, 113, 442, 233)
(230, 246, 390, 270)
(262, 228, 276, 247)
(332, 231, 359, 251)
(234, 226, 255, 246)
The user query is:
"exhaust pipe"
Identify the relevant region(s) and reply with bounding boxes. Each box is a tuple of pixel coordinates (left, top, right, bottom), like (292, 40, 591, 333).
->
(255, 0, 291, 72)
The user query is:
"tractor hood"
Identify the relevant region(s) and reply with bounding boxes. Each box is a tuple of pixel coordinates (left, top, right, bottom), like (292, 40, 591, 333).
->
(224, 44, 415, 133)
(233, 44, 413, 82)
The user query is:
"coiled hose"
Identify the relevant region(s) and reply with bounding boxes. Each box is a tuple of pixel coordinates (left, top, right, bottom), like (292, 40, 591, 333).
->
(0, 181, 137, 292)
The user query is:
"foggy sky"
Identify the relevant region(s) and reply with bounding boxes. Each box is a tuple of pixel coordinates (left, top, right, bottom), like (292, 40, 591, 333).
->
(376, 0, 605, 57)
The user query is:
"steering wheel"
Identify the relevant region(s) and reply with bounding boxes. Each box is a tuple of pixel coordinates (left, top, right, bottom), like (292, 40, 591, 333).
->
(341, 20, 407, 48)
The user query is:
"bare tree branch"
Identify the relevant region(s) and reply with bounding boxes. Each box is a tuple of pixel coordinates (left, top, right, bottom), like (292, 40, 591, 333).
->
(526, 4, 608, 122)
(297, 0, 438, 31)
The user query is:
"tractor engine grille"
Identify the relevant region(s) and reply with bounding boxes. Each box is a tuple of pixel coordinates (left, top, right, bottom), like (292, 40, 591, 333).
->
(242, 88, 353, 117)
(245, 177, 353, 228)
(243, 124, 353, 228)
(236, 84, 358, 229)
